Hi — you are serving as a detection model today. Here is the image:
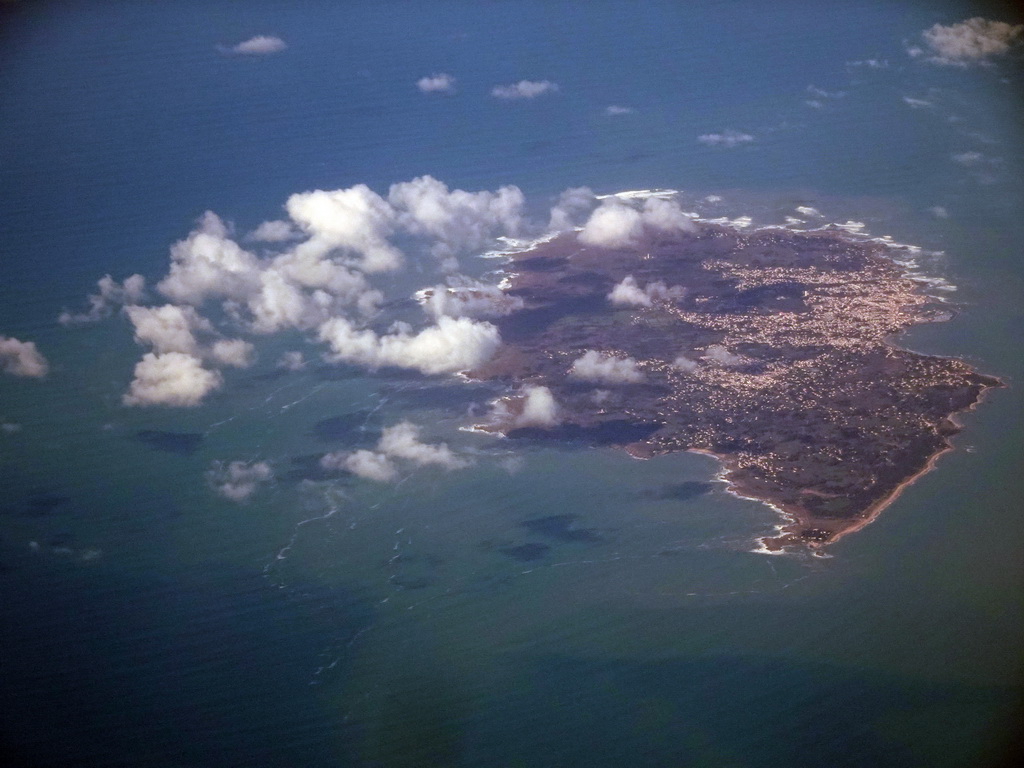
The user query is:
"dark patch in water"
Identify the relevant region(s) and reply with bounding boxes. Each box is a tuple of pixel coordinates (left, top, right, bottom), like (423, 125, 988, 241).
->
(508, 420, 661, 446)
(48, 532, 75, 548)
(22, 494, 71, 518)
(311, 411, 381, 444)
(378, 382, 502, 411)
(498, 542, 550, 561)
(643, 481, 715, 502)
(497, 294, 607, 341)
(520, 514, 602, 543)
(134, 430, 203, 456)
(388, 576, 433, 590)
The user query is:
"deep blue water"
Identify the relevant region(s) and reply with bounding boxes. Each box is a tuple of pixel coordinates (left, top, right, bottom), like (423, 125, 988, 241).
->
(1, 2, 1022, 766)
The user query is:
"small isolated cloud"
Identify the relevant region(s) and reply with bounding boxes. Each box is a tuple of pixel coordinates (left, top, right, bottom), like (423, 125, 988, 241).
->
(568, 350, 644, 384)
(320, 421, 468, 482)
(929, 206, 950, 219)
(795, 206, 821, 217)
(123, 352, 222, 407)
(916, 18, 1023, 66)
(209, 339, 255, 368)
(703, 344, 745, 367)
(672, 355, 699, 373)
(59, 274, 145, 325)
(604, 105, 635, 116)
(697, 130, 754, 147)
(0, 336, 49, 378)
(417, 73, 456, 94)
(226, 36, 287, 55)
(490, 384, 561, 429)
(902, 96, 933, 109)
(847, 59, 888, 69)
(607, 275, 685, 307)
(1, 422, 22, 434)
(491, 80, 559, 100)
(208, 460, 273, 502)
(951, 151, 984, 165)
(578, 197, 694, 249)
(277, 351, 306, 371)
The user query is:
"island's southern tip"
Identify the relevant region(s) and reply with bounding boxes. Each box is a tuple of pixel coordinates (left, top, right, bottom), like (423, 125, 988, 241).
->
(470, 213, 1002, 550)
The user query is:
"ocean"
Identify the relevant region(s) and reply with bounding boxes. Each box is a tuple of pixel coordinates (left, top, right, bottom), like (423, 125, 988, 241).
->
(1, 1, 1022, 766)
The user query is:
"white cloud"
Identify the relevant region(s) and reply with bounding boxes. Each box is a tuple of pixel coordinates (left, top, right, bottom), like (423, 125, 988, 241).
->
(277, 351, 307, 371)
(125, 304, 210, 355)
(59, 274, 146, 325)
(929, 206, 950, 219)
(1, 422, 22, 434)
(322, 449, 398, 482)
(417, 73, 456, 93)
(209, 339, 255, 368)
(703, 344, 745, 367)
(285, 186, 402, 273)
(902, 96, 933, 109)
(227, 36, 287, 55)
(123, 352, 222, 407)
(320, 420, 468, 482)
(952, 151, 984, 165)
(578, 197, 694, 248)
(548, 186, 597, 231)
(607, 275, 685, 307)
(918, 18, 1023, 66)
(378, 421, 469, 470)
(248, 220, 299, 242)
(515, 385, 560, 427)
(568, 350, 644, 384)
(208, 460, 273, 502)
(697, 130, 754, 147)
(0, 336, 49, 378)
(795, 206, 821, 217)
(419, 277, 524, 319)
(388, 175, 525, 269)
(672, 355, 699, 373)
(847, 59, 888, 68)
(491, 80, 559, 99)
(318, 315, 501, 375)
(604, 105, 635, 116)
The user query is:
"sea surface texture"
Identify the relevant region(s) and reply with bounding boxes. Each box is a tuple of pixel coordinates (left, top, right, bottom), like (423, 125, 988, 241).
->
(1, 2, 1022, 767)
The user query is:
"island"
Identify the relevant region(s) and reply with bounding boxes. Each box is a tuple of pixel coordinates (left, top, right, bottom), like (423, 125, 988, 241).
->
(468, 219, 1002, 551)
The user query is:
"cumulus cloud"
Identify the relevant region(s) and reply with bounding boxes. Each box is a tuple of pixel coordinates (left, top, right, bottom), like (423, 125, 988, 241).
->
(125, 304, 210, 355)
(248, 220, 300, 243)
(672, 355, 699, 373)
(388, 175, 525, 268)
(0, 336, 49, 378)
(697, 130, 754, 147)
(318, 315, 501, 375)
(847, 59, 888, 68)
(226, 36, 287, 55)
(548, 186, 597, 231)
(490, 384, 561, 429)
(417, 73, 456, 93)
(59, 274, 145, 325)
(322, 449, 398, 482)
(607, 275, 685, 307)
(491, 80, 559, 99)
(916, 18, 1023, 65)
(277, 351, 307, 371)
(208, 460, 273, 502)
(515, 385, 560, 427)
(1, 422, 22, 434)
(123, 352, 223, 407)
(604, 105, 635, 116)
(418, 277, 524, 319)
(209, 339, 255, 368)
(285, 186, 402, 273)
(952, 151, 984, 165)
(929, 206, 950, 219)
(703, 344, 745, 367)
(578, 197, 694, 248)
(320, 421, 468, 482)
(568, 350, 644, 384)
(378, 421, 469, 470)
